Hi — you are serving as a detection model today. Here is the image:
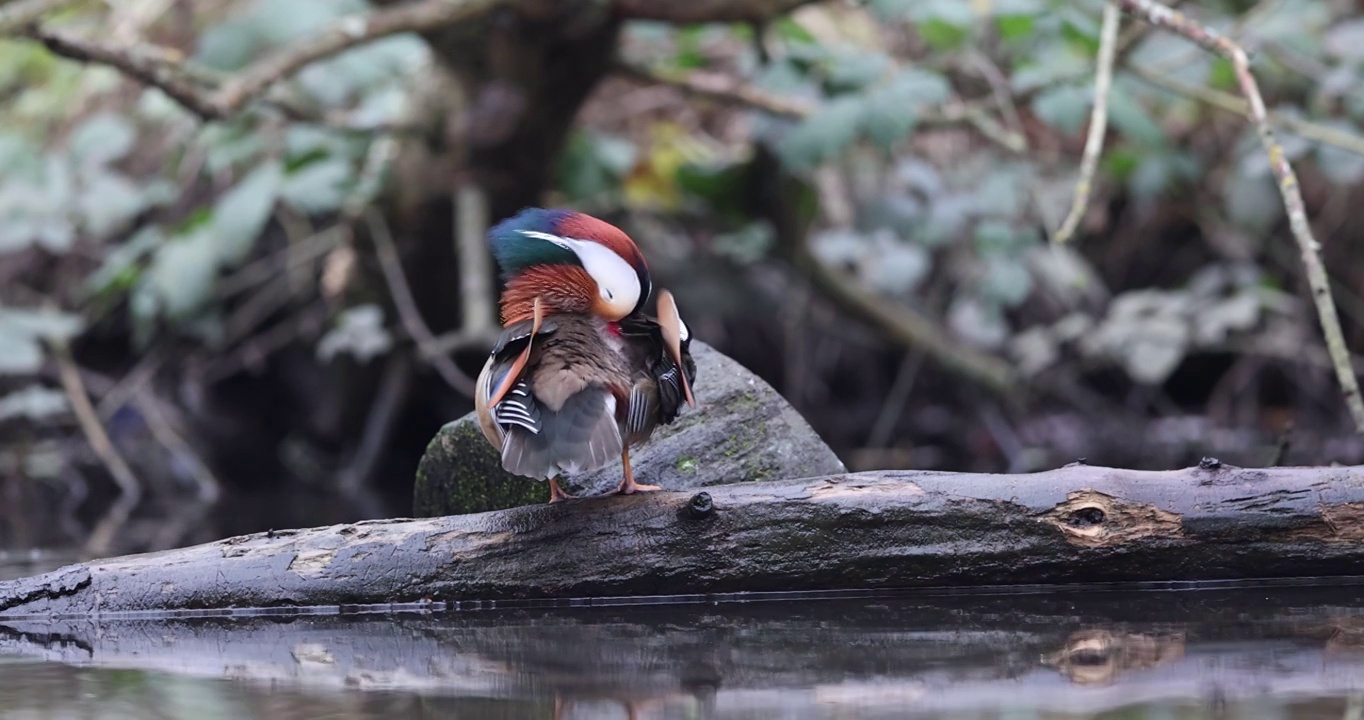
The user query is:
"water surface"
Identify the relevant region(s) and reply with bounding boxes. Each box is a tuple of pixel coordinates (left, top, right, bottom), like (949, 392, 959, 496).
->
(2, 581, 1363, 718)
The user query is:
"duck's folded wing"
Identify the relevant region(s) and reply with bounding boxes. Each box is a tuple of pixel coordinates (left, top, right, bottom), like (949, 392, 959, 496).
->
(475, 317, 558, 446)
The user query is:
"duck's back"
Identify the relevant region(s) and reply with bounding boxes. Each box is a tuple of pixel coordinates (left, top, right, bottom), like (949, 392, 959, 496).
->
(480, 314, 632, 480)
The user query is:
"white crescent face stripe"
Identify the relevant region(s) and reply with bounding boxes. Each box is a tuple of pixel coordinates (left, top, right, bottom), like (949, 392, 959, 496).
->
(517, 230, 642, 317)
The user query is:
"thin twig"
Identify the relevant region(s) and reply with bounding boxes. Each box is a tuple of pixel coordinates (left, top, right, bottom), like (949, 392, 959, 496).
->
(1129, 65, 1364, 158)
(135, 390, 221, 503)
(51, 341, 142, 556)
(1112, 0, 1364, 434)
(792, 242, 1019, 398)
(616, 61, 1028, 154)
(1053, 2, 1120, 245)
(366, 208, 477, 395)
(52, 342, 140, 503)
(337, 351, 413, 495)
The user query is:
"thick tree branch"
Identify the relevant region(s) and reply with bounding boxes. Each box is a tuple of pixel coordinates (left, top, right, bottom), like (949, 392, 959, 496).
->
(4, 462, 1364, 618)
(29, 28, 221, 118)
(1113, 0, 1364, 434)
(1053, 2, 1120, 244)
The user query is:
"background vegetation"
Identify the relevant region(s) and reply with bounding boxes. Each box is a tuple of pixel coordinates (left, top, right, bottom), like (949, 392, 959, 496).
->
(2, 0, 1364, 559)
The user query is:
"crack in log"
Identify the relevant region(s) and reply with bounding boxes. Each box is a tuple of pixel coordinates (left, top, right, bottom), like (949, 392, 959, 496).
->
(0, 566, 92, 613)
(1038, 491, 1184, 548)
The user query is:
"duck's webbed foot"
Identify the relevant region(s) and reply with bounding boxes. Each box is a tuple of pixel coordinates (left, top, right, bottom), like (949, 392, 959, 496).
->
(613, 448, 661, 495)
(548, 477, 576, 503)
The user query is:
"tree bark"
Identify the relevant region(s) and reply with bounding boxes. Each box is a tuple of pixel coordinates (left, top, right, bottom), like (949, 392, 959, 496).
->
(3, 463, 1364, 618)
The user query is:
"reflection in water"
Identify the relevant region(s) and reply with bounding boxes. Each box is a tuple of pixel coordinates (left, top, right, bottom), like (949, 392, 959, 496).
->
(2, 585, 1364, 718)
(1042, 629, 1186, 685)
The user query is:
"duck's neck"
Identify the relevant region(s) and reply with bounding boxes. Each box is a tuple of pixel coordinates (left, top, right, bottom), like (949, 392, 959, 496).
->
(499, 266, 596, 325)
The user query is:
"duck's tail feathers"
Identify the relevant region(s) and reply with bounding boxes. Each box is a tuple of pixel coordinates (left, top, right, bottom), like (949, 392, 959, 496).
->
(500, 388, 622, 480)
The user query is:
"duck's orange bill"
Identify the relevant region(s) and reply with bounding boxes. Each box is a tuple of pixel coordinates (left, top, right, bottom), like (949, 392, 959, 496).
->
(488, 296, 544, 408)
(657, 290, 695, 407)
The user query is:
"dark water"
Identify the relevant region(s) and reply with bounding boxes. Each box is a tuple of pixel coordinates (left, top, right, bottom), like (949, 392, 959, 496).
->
(2, 577, 1364, 719)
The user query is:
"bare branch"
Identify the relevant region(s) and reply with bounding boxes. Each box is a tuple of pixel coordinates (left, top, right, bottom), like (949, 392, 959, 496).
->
(1112, 0, 1364, 434)
(791, 240, 1020, 399)
(28, 28, 222, 118)
(24, 0, 501, 121)
(212, 0, 500, 117)
(366, 208, 478, 395)
(0, 0, 77, 34)
(615, 61, 1028, 154)
(51, 341, 142, 556)
(1053, 2, 1120, 245)
(1128, 65, 1364, 158)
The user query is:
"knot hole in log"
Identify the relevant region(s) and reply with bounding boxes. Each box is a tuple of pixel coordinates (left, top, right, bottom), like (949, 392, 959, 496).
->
(1038, 491, 1184, 548)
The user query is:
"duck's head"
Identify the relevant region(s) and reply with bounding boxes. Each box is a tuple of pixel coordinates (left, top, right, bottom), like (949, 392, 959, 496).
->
(489, 208, 652, 323)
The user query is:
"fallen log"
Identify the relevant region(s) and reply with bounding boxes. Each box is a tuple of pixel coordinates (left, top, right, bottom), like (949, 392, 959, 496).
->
(3, 462, 1364, 618)
(2, 586, 1363, 715)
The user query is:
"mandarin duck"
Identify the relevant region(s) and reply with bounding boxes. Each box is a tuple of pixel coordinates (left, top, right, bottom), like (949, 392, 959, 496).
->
(474, 208, 697, 502)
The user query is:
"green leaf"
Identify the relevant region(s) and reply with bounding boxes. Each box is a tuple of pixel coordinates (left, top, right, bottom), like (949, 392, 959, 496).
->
(1031, 84, 1090, 135)
(79, 170, 146, 239)
(826, 49, 890, 91)
(778, 96, 864, 170)
(213, 161, 283, 265)
(919, 18, 970, 51)
(982, 256, 1033, 307)
(67, 113, 135, 167)
(202, 122, 265, 175)
(280, 158, 352, 214)
(85, 226, 163, 297)
(996, 14, 1036, 41)
(1059, 9, 1100, 55)
(860, 96, 917, 150)
(0, 307, 84, 374)
(1106, 82, 1166, 147)
(145, 231, 220, 320)
(1103, 146, 1141, 181)
(974, 219, 1018, 254)
(1208, 57, 1236, 91)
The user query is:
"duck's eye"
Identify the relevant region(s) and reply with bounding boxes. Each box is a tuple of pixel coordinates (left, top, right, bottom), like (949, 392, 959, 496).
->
(603, 288, 615, 301)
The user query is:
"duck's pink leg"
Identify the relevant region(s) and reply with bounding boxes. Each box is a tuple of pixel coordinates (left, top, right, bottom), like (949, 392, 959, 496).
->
(614, 447, 661, 494)
(548, 477, 576, 503)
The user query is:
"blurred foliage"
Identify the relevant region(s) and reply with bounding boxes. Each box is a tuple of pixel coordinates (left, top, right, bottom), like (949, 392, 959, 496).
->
(5, 0, 1364, 551)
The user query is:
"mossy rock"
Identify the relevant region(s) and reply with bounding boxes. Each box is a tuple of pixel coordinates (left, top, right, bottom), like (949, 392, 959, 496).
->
(413, 341, 845, 517)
